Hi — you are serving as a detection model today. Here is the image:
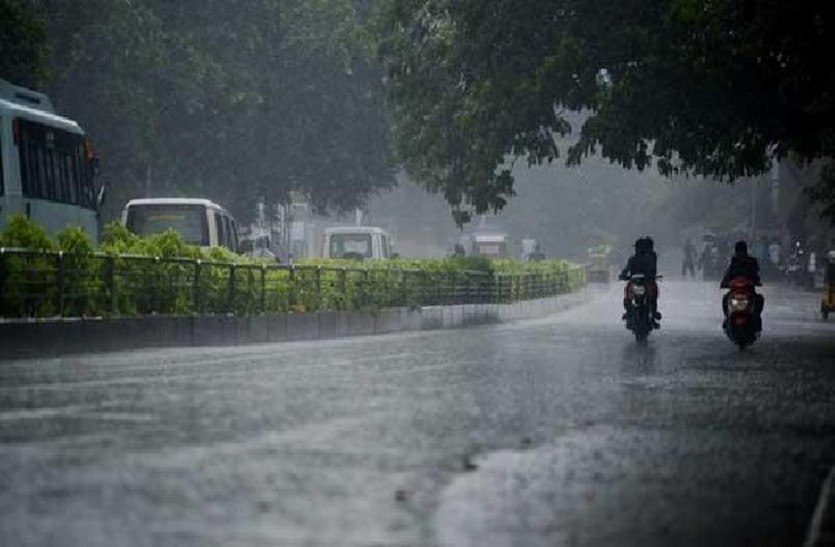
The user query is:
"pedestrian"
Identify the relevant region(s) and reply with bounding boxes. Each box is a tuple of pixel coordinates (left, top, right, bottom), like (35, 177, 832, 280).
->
(682, 238, 697, 279)
(768, 239, 781, 268)
(754, 237, 768, 264)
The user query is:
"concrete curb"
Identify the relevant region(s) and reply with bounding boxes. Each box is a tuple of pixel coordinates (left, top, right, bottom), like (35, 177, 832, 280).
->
(0, 289, 588, 360)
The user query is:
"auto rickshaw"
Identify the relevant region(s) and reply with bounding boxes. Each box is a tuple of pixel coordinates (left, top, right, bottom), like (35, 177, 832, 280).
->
(822, 251, 835, 320)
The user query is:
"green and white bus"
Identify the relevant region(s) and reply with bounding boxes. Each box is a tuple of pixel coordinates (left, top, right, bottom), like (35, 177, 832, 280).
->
(0, 79, 102, 239)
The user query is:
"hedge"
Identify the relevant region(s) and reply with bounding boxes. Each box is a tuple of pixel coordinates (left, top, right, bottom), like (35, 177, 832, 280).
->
(0, 216, 586, 319)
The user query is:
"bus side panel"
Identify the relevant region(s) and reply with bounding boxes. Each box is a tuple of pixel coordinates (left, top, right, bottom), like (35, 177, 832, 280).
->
(0, 194, 97, 241)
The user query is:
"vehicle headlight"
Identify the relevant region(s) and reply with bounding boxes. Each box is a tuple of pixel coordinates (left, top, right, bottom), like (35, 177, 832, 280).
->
(633, 285, 645, 296)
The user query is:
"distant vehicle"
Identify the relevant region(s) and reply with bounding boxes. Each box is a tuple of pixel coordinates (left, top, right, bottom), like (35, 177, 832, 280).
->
(239, 228, 277, 260)
(521, 237, 545, 261)
(0, 79, 104, 239)
(322, 226, 393, 260)
(471, 232, 508, 259)
(587, 244, 613, 283)
(122, 198, 240, 252)
(699, 234, 724, 281)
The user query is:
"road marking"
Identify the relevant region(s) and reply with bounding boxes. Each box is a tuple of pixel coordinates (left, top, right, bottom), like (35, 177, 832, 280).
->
(805, 464, 835, 547)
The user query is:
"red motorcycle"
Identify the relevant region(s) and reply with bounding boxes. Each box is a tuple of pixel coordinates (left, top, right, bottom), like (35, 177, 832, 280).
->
(723, 277, 760, 349)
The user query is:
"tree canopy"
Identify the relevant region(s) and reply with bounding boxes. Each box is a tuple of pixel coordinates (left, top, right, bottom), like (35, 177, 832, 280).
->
(374, 0, 835, 224)
(3, 0, 395, 220)
(0, 0, 47, 86)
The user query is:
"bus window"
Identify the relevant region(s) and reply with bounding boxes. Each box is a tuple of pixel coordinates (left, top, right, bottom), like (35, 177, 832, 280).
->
(16, 119, 94, 209)
(125, 203, 209, 245)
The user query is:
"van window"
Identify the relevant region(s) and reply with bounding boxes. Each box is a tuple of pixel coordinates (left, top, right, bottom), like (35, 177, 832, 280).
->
(380, 235, 389, 258)
(330, 233, 372, 259)
(126, 203, 209, 245)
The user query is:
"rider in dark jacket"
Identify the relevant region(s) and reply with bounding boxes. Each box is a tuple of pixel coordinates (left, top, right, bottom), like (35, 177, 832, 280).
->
(620, 237, 661, 327)
(721, 240, 764, 330)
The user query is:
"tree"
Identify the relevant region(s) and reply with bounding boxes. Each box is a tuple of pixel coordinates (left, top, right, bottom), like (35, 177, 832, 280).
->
(0, 0, 47, 86)
(374, 0, 835, 224)
(15, 0, 395, 221)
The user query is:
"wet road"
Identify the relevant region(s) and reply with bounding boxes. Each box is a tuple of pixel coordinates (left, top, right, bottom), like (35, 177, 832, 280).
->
(1, 281, 834, 546)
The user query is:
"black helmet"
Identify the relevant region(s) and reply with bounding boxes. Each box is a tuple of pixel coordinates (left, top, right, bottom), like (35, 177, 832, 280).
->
(644, 236, 654, 251)
(734, 240, 748, 255)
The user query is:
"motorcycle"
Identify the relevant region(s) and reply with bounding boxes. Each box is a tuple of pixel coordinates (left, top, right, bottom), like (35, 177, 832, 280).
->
(723, 276, 760, 349)
(785, 240, 807, 286)
(621, 273, 659, 343)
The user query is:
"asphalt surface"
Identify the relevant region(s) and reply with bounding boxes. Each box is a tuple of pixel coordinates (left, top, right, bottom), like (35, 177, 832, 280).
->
(1, 280, 834, 546)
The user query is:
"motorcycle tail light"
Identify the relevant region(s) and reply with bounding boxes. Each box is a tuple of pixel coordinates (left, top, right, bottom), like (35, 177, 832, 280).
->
(729, 297, 749, 312)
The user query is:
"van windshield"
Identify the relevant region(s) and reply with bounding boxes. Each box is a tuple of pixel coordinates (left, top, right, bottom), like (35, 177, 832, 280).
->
(126, 203, 209, 245)
(329, 233, 372, 259)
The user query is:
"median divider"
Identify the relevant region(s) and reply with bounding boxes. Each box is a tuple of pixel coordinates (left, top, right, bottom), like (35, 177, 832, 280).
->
(0, 246, 588, 359)
(0, 289, 588, 359)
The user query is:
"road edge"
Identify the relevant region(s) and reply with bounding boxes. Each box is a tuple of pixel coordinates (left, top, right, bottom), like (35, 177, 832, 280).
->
(0, 288, 590, 360)
(805, 465, 835, 547)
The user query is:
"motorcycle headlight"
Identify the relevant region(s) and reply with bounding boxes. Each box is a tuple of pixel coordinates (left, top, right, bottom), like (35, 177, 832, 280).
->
(633, 285, 646, 296)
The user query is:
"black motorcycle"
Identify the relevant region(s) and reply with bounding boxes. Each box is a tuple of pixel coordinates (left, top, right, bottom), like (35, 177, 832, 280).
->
(621, 273, 659, 343)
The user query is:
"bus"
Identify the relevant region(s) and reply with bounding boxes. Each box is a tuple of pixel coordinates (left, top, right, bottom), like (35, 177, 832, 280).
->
(122, 198, 240, 252)
(0, 79, 102, 239)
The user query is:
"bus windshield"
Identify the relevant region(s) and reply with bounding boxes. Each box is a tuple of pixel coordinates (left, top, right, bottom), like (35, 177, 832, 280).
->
(126, 203, 209, 245)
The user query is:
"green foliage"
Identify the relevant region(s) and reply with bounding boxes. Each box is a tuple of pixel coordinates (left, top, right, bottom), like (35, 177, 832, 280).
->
(0, 214, 55, 250)
(1, 217, 585, 319)
(22, 0, 395, 221)
(56, 226, 93, 255)
(374, 0, 835, 223)
(0, 0, 48, 87)
(100, 221, 142, 254)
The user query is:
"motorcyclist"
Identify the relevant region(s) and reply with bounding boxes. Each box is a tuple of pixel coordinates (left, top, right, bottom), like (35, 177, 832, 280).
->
(620, 237, 661, 328)
(720, 240, 764, 331)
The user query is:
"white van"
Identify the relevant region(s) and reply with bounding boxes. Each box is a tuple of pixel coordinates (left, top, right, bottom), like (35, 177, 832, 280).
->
(322, 226, 393, 260)
(122, 198, 240, 252)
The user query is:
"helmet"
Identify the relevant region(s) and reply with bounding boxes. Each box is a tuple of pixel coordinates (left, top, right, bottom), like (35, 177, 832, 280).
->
(735, 240, 748, 255)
